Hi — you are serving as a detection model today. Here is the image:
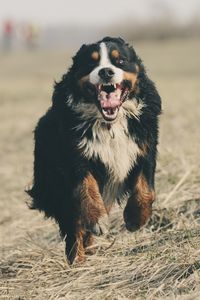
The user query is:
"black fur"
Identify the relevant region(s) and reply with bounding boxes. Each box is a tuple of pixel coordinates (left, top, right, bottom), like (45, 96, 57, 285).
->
(27, 37, 161, 263)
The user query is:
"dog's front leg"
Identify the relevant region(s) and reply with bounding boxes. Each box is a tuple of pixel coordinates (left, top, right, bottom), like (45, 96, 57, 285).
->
(123, 173, 155, 232)
(80, 173, 108, 236)
(65, 173, 107, 264)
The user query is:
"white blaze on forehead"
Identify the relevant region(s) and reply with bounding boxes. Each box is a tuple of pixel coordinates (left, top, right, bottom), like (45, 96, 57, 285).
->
(89, 42, 123, 85)
(99, 42, 111, 66)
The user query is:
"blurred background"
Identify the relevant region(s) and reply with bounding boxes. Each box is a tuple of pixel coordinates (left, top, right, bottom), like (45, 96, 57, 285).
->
(1, 1, 200, 298)
(0, 0, 200, 50)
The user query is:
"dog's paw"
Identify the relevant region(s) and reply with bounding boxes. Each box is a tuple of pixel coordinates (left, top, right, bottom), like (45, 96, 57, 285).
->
(90, 215, 109, 236)
(123, 202, 152, 232)
(124, 214, 141, 232)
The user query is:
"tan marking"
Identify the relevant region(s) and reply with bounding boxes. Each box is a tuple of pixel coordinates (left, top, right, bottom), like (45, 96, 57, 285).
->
(123, 71, 138, 89)
(84, 232, 95, 255)
(91, 51, 100, 61)
(124, 174, 155, 231)
(78, 74, 89, 87)
(74, 222, 86, 264)
(66, 218, 86, 265)
(81, 173, 107, 224)
(111, 49, 120, 59)
(136, 175, 155, 204)
(68, 174, 108, 264)
(136, 174, 155, 226)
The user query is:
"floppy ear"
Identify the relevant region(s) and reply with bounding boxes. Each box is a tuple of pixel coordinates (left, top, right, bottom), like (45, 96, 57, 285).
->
(52, 72, 72, 107)
(53, 42, 93, 107)
(72, 44, 88, 62)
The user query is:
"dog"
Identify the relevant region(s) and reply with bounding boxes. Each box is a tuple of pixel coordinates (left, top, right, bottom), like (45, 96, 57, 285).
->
(27, 37, 161, 264)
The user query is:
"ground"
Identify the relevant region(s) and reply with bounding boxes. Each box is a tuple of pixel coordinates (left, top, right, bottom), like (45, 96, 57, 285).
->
(0, 38, 200, 300)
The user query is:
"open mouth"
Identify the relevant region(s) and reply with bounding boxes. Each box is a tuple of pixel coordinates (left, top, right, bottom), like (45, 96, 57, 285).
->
(97, 82, 130, 121)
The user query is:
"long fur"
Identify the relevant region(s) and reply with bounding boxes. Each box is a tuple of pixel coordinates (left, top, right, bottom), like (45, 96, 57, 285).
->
(27, 37, 162, 264)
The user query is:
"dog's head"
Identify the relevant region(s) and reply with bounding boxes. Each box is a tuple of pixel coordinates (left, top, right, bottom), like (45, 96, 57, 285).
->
(63, 37, 144, 122)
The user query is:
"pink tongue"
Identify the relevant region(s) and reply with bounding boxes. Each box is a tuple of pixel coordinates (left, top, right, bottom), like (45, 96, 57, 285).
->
(99, 91, 121, 109)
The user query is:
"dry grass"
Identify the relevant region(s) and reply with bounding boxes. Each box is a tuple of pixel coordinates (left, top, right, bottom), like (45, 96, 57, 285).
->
(0, 38, 200, 300)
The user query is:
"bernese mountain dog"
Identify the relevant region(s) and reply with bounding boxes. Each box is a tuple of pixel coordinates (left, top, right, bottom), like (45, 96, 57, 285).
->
(27, 37, 161, 264)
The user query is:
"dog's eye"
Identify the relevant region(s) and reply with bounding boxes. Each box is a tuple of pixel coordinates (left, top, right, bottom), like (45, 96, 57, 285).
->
(119, 59, 125, 65)
(116, 57, 126, 66)
(111, 54, 127, 67)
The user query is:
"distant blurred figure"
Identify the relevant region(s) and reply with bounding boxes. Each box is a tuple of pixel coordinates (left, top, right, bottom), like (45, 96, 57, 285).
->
(2, 19, 14, 51)
(25, 23, 40, 50)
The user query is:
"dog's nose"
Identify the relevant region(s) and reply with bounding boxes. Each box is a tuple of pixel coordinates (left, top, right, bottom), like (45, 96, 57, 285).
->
(98, 68, 114, 82)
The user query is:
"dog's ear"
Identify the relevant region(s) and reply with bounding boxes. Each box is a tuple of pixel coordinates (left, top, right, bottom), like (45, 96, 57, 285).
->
(73, 44, 88, 59)
(71, 43, 91, 71)
(52, 72, 72, 107)
(72, 43, 91, 62)
(78, 44, 88, 51)
(52, 44, 91, 107)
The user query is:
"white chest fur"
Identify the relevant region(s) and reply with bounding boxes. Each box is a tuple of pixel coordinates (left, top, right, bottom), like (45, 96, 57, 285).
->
(78, 117, 140, 183)
(71, 98, 144, 205)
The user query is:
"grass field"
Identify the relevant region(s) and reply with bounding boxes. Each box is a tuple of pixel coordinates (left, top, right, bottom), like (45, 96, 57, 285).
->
(0, 38, 200, 300)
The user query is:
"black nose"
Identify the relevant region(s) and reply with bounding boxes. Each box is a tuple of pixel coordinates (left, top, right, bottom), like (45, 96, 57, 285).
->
(98, 68, 114, 82)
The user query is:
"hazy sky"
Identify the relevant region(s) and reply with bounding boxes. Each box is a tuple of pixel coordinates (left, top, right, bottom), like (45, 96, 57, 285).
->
(0, 0, 199, 26)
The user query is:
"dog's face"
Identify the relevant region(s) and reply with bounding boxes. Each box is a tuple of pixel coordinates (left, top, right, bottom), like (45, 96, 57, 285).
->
(70, 37, 140, 122)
